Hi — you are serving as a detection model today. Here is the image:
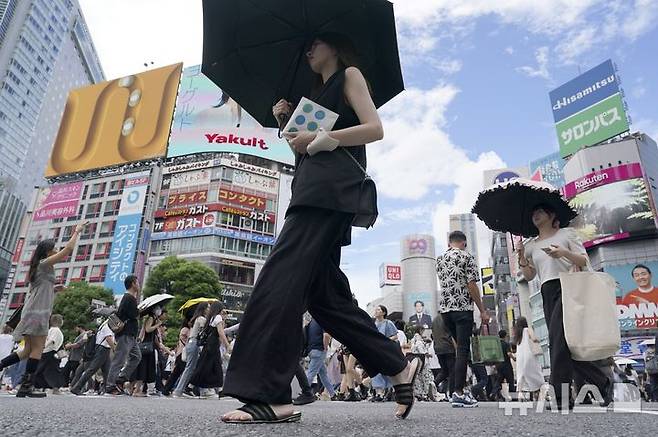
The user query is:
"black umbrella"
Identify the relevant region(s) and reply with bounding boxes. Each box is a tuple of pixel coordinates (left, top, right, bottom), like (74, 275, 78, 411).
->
(202, 0, 403, 128)
(472, 178, 577, 238)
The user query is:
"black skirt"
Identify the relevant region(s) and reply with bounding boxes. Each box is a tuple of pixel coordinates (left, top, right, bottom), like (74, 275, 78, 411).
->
(191, 329, 223, 389)
(131, 343, 157, 383)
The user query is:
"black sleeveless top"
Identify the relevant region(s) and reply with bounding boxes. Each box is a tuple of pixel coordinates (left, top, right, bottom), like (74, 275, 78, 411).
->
(287, 69, 367, 217)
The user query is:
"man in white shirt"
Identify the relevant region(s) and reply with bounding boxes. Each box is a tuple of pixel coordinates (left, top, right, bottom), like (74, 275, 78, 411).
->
(71, 320, 116, 396)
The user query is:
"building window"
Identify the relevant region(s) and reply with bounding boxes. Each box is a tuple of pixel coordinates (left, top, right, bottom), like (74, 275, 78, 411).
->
(89, 265, 106, 283)
(80, 223, 97, 240)
(90, 182, 106, 198)
(108, 179, 124, 195)
(85, 202, 101, 219)
(104, 200, 120, 216)
(75, 244, 92, 261)
(99, 221, 116, 238)
(70, 266, 87, 282)
(94, 242, 111, 259)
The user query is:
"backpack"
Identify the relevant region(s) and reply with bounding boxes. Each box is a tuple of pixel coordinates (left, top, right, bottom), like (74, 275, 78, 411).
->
(82, 331, 97, 361)
(107, 313, 125, 334)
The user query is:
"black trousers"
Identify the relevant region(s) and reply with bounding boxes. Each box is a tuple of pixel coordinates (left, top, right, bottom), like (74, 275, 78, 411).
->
(436, 352, 455, 395)
(71, 346, 110, 393)
(223, 207, 407, 405)
(541, 279, 609, 402)
(442, 311, 474, 393)
(163, 355, 185, 396)
(62, 359, 80, 387)
(491, 364, 516, 398)
(295, 360, 312, 396)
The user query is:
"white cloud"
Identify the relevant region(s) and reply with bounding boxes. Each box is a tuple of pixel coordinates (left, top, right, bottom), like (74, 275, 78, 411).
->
(516, 46, 551, 81)
(79, 0, 203, 79)
(505, 46, 515, 55)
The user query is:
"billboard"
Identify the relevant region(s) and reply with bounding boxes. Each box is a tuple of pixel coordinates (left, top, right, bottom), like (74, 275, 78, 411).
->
(481, 267, 495, 295)
(167, 65, 295, 165)
(379, 263, 402, 288)
(167, 190, 209, 207)
(104, 173, 149, 294)
(231, 170, 278, 195)
(219, 188, 267, 210)
(150, 226, 275, 245)
(565, 163, 657, 247)
(47, 63, 183, 177)
(33, 182, 83, 221)
(548, 59, 629, 158)
(401, 235, 436, 260)
(529, 152, 566, 189)
(605, 261, 658, 331)
(169, 169, 211, 189)
(483, 167, 529, 188)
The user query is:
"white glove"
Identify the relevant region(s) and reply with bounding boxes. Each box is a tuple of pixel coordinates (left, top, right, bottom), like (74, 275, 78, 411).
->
(307, 128, 340, 156)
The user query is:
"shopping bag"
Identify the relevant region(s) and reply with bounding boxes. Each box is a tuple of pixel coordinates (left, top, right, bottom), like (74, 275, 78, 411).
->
(471, 324, 504, 364)
(282, 97, 339, 134)
(560, 270, 621, 361)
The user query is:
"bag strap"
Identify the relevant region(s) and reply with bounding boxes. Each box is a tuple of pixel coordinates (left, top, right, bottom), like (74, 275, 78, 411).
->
(341, 148, 369, 177)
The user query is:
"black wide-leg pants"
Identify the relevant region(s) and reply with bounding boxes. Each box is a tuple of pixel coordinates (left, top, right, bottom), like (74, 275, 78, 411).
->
(223, 207, 407, 405)
(541, 279, 610, 402)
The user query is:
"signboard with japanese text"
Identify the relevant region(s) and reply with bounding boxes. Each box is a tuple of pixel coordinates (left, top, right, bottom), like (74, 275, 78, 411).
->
(231, 170, 278, 194)
(167, 190, 208, 207)
(605, 261, 658, 331)
(529, 152, 566, 189)
(154, 203, 274, 223)
(154, 212, 217, 232)
(219, 188, 267, 210)
(167, 65, 295, 165)
(169, 169, 211, 189)
(150, 226, 275, 245)
(163, 160, 215, 175)
(33, 182, 83, 221)
(220, 158, 279, 178)
(548, 59, 630, 158)
(104, 173, 149, 294)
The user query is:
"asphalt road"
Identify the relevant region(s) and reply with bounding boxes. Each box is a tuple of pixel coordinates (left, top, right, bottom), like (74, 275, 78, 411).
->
(0, 393, 656, 436)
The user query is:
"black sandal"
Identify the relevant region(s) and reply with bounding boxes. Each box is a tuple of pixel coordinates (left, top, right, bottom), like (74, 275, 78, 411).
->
(393, 357, 422, 420)
(222, 403, 302, 424)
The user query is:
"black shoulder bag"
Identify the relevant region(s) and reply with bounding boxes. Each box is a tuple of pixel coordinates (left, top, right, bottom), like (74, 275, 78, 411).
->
(341, 149, 378, 229)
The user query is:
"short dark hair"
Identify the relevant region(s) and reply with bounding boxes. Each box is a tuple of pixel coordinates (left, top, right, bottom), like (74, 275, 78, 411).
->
(532, 203, 560, 227)
(448, 231, 467, 243)
(124, 275, 138, 291)
(632, 264, 652, 277)
(499, 330, 507, 339)
(414, 300, 424, 307)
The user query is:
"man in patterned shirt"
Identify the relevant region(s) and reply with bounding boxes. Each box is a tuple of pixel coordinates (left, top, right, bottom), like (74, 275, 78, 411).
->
(436, 231, 488, 408)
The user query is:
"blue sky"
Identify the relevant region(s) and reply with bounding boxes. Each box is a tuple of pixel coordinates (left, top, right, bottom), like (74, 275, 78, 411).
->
(80, 0, 658, 307)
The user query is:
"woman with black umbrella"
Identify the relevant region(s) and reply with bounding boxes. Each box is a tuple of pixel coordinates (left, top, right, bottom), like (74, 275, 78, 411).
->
(518, 204, 612, 409)
(221, 33, 420, 424)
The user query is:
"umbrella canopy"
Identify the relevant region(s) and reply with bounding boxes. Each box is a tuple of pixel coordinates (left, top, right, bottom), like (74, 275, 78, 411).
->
(472, 178, 577, 238)
(178, 297, 218, 313)
(202, 0, 403, 128)
(138, 294, 174, 314)
(614, 357, 638, 365)
(640, 338, 656, 346)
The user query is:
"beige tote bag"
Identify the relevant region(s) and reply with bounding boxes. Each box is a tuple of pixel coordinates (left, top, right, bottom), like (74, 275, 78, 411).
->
(559, 270, 620, 361)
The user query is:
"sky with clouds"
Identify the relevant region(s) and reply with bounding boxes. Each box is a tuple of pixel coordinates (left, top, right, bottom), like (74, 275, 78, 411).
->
(79, 0, 658, 307)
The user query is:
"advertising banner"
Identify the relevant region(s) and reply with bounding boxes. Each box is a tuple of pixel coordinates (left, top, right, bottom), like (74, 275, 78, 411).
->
(556, 93, 629, 158)
(11, 238, 25, 264)
(529, 152, 566, 189)
(231, 170, 278, 194)
(167, 190, 208, 207)
(167, 65, 295, 165)
(549, 59, 619, 123)
(220, 158, 279, 178)
(401, 235, 436, 260)
(483, 167, 529, 188)
(565, 163, 656, 247)
(379, 263, 402, 288)
(169, 169, 211, 189)
(481, 267, 495, 295)
(47, 63, 182, 177)
(219, 188, 267, 210)
(155, 203, 274, 223)
(163, 160, 215, 175)
(154, 212, 217, 232)
(605, 261, 658, 331)
(617, 336, 655, 360)
(104, 174, 149, 294)
(33, 182, 83, 221)
(150, 226, 276, 245)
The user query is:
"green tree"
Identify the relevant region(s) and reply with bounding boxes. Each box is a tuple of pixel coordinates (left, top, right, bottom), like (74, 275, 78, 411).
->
(143, 256, 223, 346)
(52, 281, 115, 341)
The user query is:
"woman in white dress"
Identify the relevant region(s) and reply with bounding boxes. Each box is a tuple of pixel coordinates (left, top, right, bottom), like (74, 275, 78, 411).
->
(512, 317, 544, 400)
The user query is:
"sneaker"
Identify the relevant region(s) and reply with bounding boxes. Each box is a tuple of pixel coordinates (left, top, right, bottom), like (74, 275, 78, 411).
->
(292, 393, 316, 405)
(451, 392, 479, 408)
